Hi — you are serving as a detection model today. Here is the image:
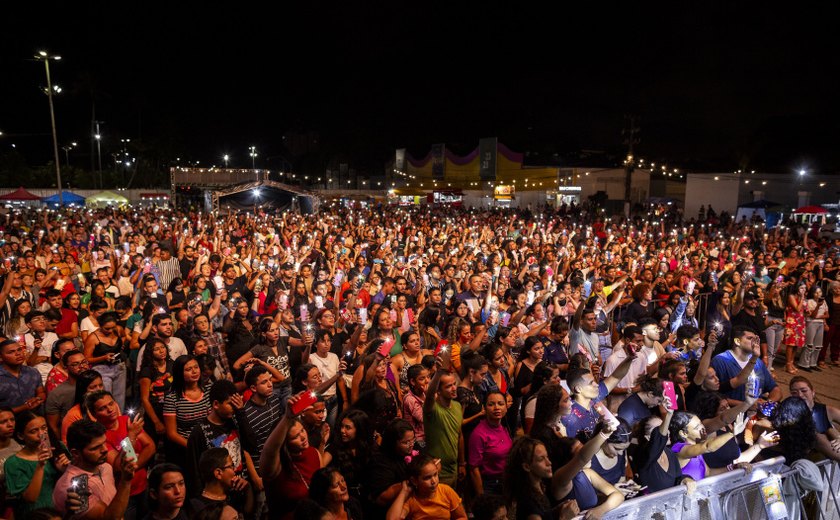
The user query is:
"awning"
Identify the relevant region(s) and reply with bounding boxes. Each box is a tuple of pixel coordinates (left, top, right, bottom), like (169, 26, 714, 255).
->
(0, 187, 41, 201)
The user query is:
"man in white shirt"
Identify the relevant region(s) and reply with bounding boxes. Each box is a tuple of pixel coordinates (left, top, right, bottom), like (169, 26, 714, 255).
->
(135, 314, 188, 371)
(603, 325, 659, 412)
(23, 310, 60, 384)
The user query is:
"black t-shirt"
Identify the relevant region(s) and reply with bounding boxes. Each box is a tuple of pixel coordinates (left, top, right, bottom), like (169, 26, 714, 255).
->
(731, 309, 767, 344)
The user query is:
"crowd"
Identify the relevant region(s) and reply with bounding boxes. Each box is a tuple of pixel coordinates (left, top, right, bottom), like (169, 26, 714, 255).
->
(0, 199, 838, 520)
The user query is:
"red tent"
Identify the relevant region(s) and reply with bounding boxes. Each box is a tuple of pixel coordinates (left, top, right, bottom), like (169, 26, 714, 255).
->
(793, 205, 827, 214)
(0, 187, 42, 201)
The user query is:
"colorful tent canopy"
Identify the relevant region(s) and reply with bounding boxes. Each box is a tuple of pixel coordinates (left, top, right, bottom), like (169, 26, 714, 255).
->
(42, 191, 86, 205)
(85, 190, 129, 207)
(0, 187, 41, 201)
(793, 205, 827, 214)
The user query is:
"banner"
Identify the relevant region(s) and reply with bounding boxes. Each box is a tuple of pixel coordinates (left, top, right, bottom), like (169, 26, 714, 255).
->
(430, 143, 445, 180)
(479, 137, 497, 181)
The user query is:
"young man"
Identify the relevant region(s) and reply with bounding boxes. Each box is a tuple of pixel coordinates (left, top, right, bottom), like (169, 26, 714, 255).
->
(23, 310, 60, 383)
(423, 349, 464, 488)
(53, 419, 136, 519)
(45, 348, 91, 438)
(0, 339, 45, 414)
(135, 314, 189, 371)
(711, 326, 782, 403)
(237, 365, 283, 474)
(191, 448, 244, 519)
(0, 407, 21, 513)
(186, 380, 254, 512)
(45, 288, 80, 339)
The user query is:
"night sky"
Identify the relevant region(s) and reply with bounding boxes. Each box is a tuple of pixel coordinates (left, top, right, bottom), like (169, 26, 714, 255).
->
(3, 4, 839, 176)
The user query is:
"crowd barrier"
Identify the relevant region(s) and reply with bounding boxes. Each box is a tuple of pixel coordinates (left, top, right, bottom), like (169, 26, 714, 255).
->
(601, 456, 840, 520)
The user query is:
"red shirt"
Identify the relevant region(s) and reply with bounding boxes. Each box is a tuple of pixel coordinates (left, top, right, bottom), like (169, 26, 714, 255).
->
(268, 446, 321, 520)
(103, 415, 148, 496)
(55, 308, 78, 336)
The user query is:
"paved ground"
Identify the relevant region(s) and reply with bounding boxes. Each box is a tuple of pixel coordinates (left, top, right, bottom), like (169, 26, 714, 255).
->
(771, 355, 840, 410)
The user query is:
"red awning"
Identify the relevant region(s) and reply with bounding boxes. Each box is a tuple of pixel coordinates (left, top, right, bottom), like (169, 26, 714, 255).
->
(0, 187, 41, 201)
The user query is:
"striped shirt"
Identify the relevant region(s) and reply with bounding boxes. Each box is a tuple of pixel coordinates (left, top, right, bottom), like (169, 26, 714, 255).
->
(162, 383, 212, 440)
(237, 394, 282, 472)
(155, 257, 181, 292)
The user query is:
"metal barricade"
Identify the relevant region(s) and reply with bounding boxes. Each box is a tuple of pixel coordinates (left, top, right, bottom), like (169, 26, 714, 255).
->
(603, 457, 840, 520)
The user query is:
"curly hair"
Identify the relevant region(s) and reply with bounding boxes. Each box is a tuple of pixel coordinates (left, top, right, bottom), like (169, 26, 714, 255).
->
(772, 397, 816, 463)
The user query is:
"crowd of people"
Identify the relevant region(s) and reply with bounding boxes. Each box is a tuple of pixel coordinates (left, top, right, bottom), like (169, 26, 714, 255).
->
(0, 200, 838, 520)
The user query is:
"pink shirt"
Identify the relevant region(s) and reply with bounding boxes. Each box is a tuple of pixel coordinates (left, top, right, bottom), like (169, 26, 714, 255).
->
(403, 391, 425, 444)
(53, 463, 117, 517)
(468, 419, 512, 478)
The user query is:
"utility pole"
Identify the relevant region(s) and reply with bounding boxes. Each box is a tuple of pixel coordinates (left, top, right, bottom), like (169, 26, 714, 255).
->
(622, 115, 640, 218)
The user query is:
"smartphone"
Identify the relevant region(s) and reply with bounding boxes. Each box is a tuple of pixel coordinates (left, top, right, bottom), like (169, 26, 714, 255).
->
(299, 304, 309, 322)
(333, 270, 344, 287)
(500, 312, 511, 327)
(662, 381, 679, 411)
(594, 402, 621, 430)
(120, 437, 137, 462)
(378, 340, 393, 358)
(314, 295, 324, 309)
(357, 307, 368, 324)
(71, 474, 90, 513)
(289, 391, 319, 415)
(39, 430, 51, 454)
(759, 401, 778, 418)
(213, 275, 225, 290)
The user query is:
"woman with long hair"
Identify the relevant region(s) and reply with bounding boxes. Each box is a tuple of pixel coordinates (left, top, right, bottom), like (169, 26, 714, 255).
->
(789, 376, 840, 461)
(591, 418, 633, 485)
(784, 281, 808, 374)
(326, 409, 375, 502)
(308, 467, 363, 520)
(798, 284, 828, 371)
(521, 361, 560, 434)
(772, 397, 817, 463)
(221, 297, 259, 372)
(511, 337, 545, 434)
(365, 419, 414, 518)
(764, 282, 787, 369)
(163, 355, 210, 470)
(166, 278, 187, 311)
(83, 312, 127, 411)
(354, 351, 401, 435)
(468, 391, 512, 496)
(138, 337, 173, 439)
(234, 318, 293, 404)
(259, 393, 326, 520)
(60, 370, 105, 443)
(368, 308, 401, 357)
(4, 412, 70, 518)
(4, 299, 32, 339)
(391, 330, 431, 397)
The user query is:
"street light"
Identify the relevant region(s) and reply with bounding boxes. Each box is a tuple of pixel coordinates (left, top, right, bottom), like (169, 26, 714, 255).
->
(61, 141, 77, 165)
(34, 50, 63, 205)
(249, 146, 257, 169)
(223, 154, 230, 167)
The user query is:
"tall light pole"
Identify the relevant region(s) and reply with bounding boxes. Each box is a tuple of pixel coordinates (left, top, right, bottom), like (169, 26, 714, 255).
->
(223, 154, 230, 168)
(61, 141, 77, 165)
(94, 121, 104, 188)
(249, 146, 257, 169)
(35, 51, 63, 205)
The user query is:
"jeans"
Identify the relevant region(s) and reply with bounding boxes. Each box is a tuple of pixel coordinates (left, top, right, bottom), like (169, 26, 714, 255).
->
(764, 323, 785, 368)
(274, 383, 292, 415)
(324, 395, 339, 427)
(799, 321, 824, 368)
(94, 362, 127, 411)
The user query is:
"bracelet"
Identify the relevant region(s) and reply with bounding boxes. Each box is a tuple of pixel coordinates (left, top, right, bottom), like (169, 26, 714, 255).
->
(726, 463, 735, 472)
(599, 431, 611, 440)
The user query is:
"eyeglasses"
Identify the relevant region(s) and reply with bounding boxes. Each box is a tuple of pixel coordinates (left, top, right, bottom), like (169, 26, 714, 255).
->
(67, 360, 90, 368)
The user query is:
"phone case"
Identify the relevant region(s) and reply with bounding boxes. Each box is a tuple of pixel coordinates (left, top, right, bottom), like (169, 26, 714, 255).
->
(662, 381, 679, 411)
(72, 474, 90, 513)
(378, 340, 393, 358)
(120, 438, 137, 462)
(289, 391, 318, 415)
(39, 430, 51, 453)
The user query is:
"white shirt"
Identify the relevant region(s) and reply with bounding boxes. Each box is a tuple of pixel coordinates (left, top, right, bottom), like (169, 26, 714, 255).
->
(24, 331, 59, 384)
(135, 336, 188, 371)
(603, 341, 655, 412)
(310, 351, 340, 397)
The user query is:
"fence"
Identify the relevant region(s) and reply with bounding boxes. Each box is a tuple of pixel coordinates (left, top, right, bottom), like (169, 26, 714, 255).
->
(602, 456, 840, 520)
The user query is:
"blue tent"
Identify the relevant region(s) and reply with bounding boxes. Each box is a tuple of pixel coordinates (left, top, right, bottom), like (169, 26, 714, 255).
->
(42, 191, 86, 206)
